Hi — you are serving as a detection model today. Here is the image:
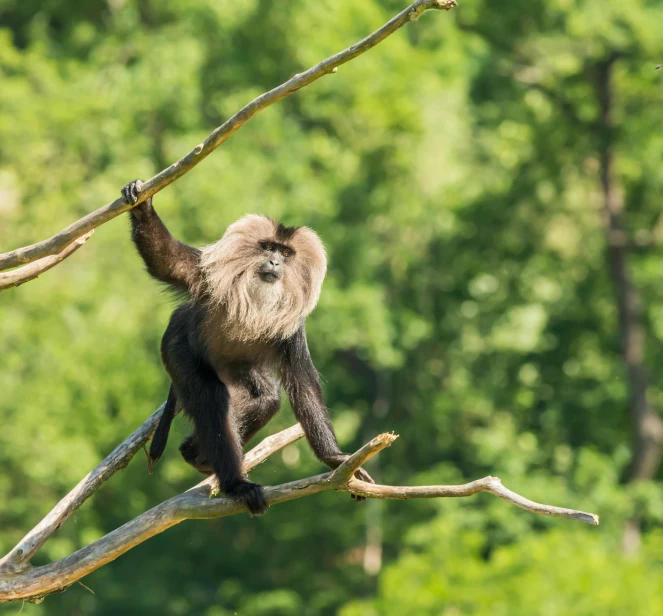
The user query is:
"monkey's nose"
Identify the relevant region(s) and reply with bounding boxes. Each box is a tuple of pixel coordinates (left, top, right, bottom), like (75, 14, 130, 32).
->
(269, 259, 280, 267)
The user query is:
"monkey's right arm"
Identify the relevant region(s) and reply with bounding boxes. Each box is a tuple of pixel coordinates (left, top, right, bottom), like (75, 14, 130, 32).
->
(278, 326, 374, 486)
(122, 180, 202, 294)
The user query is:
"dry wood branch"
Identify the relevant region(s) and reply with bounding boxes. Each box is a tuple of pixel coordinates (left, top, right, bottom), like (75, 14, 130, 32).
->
(0, 423, 597, 604)
(0, 0, 457, 280)
(0, 231, 93, 291)
(329, 432, 399, 484)
(345, 478, 599, 525)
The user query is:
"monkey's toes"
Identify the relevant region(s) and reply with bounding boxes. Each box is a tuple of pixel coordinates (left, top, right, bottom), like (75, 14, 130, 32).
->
(226, 481, 268, 516)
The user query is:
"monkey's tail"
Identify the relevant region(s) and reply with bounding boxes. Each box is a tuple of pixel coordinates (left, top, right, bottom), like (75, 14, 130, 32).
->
(148, 385, 178, 473)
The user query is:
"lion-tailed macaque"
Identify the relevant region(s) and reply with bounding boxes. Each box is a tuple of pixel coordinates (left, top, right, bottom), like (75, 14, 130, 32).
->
(122, 180, 373, 515)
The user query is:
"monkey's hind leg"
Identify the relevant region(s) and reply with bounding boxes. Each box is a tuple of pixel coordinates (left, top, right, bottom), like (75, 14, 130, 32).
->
(179, 434, 213, 474)
(163, 335, 268, 515)
(148, 384, 178, 473)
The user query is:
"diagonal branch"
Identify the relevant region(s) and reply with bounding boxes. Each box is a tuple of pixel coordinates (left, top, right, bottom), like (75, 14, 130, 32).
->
(0, 0, 458, 283)
(0, 407, 304, 576)
(0, 423, 597, 604)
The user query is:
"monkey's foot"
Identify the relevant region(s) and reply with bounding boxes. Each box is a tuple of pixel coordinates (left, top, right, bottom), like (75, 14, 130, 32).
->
(226, 481, 268, 516)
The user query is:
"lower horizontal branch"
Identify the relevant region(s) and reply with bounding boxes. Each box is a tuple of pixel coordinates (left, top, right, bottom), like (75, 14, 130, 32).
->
(0, 428, 598, 603)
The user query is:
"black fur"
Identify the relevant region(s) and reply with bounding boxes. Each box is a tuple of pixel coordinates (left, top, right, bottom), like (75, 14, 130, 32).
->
(275, 222, 297, 243)
(122, 180, 372, 515)
(148, 384, 177, 472)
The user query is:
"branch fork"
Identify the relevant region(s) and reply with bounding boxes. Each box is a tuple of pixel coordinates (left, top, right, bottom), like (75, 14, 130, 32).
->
(328, 433, 399, 486)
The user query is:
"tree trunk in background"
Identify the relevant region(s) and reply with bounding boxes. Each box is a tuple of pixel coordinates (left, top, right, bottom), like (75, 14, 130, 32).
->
(595, 57, 663, 553)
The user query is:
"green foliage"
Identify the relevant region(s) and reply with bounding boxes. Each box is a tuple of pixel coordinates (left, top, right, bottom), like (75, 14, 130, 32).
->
(342, 529, 663, 616)
(1, 0, 663, 614)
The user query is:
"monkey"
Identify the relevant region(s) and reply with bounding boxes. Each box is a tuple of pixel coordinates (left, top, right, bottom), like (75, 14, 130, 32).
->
(121, 180, 374, 515)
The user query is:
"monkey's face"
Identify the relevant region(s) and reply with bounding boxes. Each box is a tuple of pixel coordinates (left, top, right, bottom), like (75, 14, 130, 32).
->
(200, 215, 327, 340)
(256, 240, 292, 284)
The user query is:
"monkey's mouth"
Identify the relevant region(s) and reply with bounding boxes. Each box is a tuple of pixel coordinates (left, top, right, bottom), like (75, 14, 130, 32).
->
(258, 270, 281, 283)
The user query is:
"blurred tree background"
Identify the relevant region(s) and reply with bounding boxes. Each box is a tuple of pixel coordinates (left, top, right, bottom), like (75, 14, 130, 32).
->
(2, 0, 663, 614)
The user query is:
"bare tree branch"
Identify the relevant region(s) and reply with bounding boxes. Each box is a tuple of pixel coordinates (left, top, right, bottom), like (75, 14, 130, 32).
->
(346, 477, 599, 525)
(0, 231, 93, 291)
(0, 0, 458, 282)
(0, 402, 167, 574)
(328, 433, 399, 483)
(0, 422, 597, 604)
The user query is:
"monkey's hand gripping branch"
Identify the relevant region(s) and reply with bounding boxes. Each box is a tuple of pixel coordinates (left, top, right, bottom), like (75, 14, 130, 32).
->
(0, 411, 598, 604)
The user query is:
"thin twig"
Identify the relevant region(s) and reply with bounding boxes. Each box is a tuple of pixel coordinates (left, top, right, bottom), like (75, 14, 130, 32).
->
(344, 477, 599, 525)
(76, 580, 95, 595)
(0, 231, 93, 291)
(0, 0, 457, 279)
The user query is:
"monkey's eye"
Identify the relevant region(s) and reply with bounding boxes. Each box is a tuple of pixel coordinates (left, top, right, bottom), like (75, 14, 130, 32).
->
(259, 241, 274, 251)
(281, 248, 292, 257)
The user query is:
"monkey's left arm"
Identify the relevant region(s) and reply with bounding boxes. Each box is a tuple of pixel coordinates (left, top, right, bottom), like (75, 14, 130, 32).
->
(279, 326, 374, 484)
(122, 180, 202, 294)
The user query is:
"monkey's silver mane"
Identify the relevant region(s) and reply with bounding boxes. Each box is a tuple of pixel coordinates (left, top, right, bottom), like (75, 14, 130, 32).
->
(199, 214, 327, 341)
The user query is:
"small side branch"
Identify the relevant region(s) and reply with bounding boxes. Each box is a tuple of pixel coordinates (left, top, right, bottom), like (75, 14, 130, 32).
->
(0, 425, 597, 604)
(344, 477, 599, 525)
(0, 0, 457, 278)
(0, 231, 93, 291)
(329, 433, 399, 484)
